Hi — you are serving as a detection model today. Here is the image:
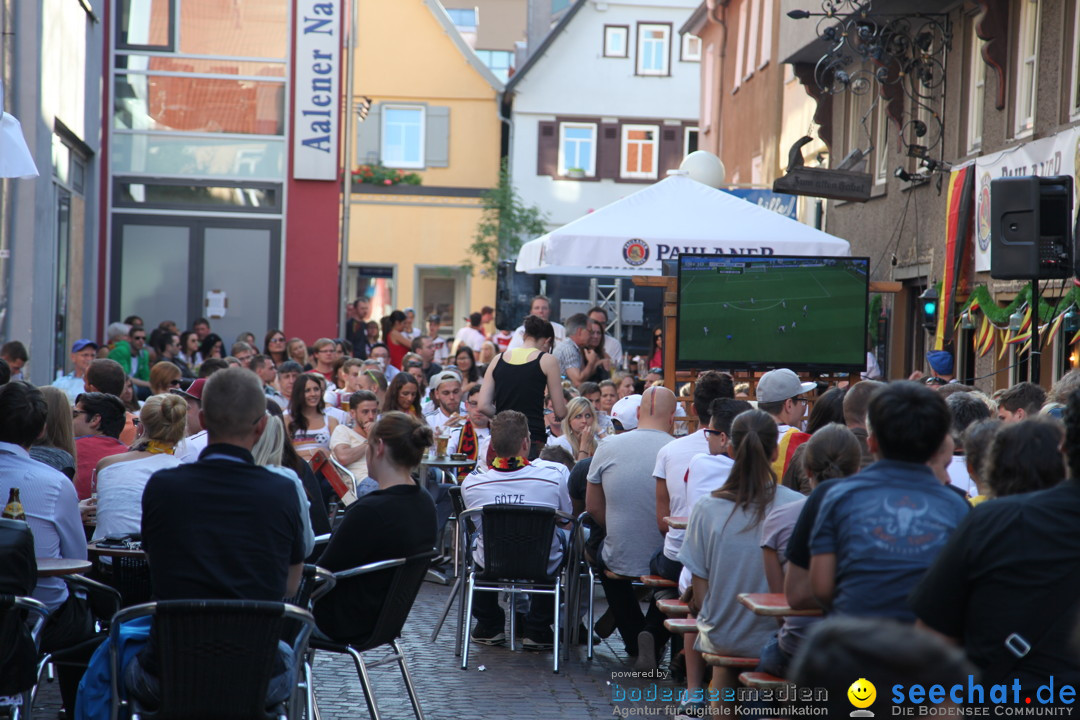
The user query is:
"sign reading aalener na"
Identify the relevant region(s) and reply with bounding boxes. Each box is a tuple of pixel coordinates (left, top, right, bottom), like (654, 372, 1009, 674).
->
(293, 0, 341, 181)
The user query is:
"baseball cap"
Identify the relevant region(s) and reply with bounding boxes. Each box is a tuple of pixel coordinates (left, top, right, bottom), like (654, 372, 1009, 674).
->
(171, 377, 207, 402)
(431, 370, 462, 392)
(756, 369, 816, 404)
(71, 339, 98, 353)
(926, 350, 954, 376)
(427, 314, 441, 323)
(611, 394, 642, 432)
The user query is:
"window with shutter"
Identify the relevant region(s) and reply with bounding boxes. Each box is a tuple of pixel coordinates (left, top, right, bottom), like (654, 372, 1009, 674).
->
(620, 124, 659, 179)
(381, 105, 425, 169)
(597, 123, 620, 179)
(356, 104, 381, 165)
(425, 106, 450, 168)
(537, 122, 558, 176)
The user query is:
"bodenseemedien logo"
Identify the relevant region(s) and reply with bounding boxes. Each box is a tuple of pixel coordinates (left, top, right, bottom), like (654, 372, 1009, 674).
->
(849, 678, 877, 717)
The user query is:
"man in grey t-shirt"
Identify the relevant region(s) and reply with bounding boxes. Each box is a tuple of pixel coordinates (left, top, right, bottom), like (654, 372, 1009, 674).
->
(553, 313, 600, 389)
(587, 386, 675, 669)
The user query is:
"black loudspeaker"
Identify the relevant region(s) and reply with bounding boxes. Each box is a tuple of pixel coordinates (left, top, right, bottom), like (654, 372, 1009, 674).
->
(990, 175, 1074, 280)
(495, 261, 538, 331)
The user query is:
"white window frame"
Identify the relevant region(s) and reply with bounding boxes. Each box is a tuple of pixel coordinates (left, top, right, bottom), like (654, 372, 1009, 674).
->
(681, 33, 701, 62)
(967, 16, 987, 153)
(636, 23, 670, 76)
(620, 123, 659, 179)
(604, 25, 628, 58)
(1013, 0, 1040, 137)
(381, 104, 425, 169)
(758, 0, 773, 70)
(1071, 2, 1080, 120)
(746, 0, 761, 81)
(557, 122, 597, 177)
(874, 102, 889, 186)
(683, 126, 699, 157)
(733, 2, 748, 90)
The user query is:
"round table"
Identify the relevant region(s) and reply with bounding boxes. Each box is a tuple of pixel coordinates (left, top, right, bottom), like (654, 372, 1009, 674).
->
(36, 557, 93, 577)
(87, 540, 147, 559)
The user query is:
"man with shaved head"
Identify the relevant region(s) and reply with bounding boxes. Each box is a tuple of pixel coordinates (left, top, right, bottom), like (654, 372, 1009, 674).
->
(587, 385, 677, 670)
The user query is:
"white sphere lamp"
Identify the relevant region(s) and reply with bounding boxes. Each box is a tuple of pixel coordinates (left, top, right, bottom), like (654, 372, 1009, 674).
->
(677, 151, 726, 189)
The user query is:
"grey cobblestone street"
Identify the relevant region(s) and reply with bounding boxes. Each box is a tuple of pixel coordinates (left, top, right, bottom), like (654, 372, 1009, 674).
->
(34, 581, 685, 719)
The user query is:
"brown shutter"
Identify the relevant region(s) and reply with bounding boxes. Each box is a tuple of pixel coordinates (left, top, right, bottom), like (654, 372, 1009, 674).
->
(597, 122, 620, 179)
(537, 121, 557, 176)
(658, 126, 681, 175)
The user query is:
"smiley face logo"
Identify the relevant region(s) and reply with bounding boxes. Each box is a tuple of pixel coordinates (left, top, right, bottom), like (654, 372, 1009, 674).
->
(848, 678, 876, 716)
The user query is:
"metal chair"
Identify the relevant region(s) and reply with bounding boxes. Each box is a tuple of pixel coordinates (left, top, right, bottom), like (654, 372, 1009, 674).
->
(458, 504, 577, 673)
(108, 600, 317, 720)
(306, 550, 437, 720)
(0, 595, 49, 720)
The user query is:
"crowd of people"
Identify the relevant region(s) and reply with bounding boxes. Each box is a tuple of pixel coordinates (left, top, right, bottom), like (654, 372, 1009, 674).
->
(6, 297, 1080, 717)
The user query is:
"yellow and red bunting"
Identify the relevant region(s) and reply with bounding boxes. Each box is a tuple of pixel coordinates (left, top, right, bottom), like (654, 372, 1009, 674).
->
(982, 326, 996, 356)
(1019, 305, 1032, 333)
(1007, 330, 1031, 345)
(1071, 327, 1080, 346)
(998, 329, 1012, 361)
(1044, 312, 1066, 348)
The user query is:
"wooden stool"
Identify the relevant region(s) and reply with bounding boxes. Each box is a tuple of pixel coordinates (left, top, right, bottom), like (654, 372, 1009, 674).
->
(656, 598, 689, 617)
(663, 617, 697, 635)
(739, 672, 787, 689)
(702, 653, 759, 669)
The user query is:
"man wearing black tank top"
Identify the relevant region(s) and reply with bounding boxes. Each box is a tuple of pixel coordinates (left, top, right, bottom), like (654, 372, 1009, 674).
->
(478, 316, 568, 459)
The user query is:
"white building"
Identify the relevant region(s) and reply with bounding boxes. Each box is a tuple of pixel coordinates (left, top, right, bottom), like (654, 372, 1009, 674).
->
(504, 0, 701, 229)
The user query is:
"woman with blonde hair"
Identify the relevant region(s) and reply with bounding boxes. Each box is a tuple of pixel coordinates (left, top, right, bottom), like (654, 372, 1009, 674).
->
(287, 337, 310, 370)
(550, 396, 603, 460)
(31, 386, 77, 479)
(89, 393, 188, 540)
(149, 361, 182, 396)
(252, 414, 317, 558)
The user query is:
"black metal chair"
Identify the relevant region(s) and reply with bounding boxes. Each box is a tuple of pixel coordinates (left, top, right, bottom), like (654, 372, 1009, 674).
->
(0, 594, 49, 720)
(108, 600, 316, 720)
(458, 504, 577, 673)
(306, 549, 437, 720)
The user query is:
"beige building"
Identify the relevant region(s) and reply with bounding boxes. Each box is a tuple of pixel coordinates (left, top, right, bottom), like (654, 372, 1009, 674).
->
(348, 0, 504, 328)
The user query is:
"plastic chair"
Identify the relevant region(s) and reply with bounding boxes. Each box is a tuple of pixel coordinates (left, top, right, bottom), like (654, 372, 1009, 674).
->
(108, 600, 317, 720)
(458, 504, 577, 673)
(306, 549, 437, 720)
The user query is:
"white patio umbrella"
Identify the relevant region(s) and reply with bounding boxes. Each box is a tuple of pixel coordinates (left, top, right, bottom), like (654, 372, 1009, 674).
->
(0, 79, 39, 179)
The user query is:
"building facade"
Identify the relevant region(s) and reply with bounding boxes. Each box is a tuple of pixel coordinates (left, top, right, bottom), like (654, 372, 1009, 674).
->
(781, 0, 1080, 388)
(348, 0, 502, 327)
(105, 0, 342, 348)
(505, 0, 701, 230)
(1, 0, 105, 385)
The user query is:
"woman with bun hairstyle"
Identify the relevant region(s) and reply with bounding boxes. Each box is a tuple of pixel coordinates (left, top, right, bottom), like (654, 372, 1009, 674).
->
(313, 411, 438, 643)
(89, 393, 188, 540)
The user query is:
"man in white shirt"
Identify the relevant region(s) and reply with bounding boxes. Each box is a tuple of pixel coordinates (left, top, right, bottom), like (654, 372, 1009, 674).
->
(508, 295, 566, 350)
(172, 378, 208, 462)
(426, 314, 450, 366)
(453, 312, 486, 355)
(330, 390, 380, 496)
(52, 339, 98, 403)
(446, 385, 492, 470)
(461, 410, 572, 649)
(424, 370, 464, 431)
(652, 372, 734, 582)
(588, 306, 623, 367)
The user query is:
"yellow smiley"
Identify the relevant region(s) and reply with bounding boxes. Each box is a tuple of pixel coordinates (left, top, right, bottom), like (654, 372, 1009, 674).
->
(848, 678, 876, 709)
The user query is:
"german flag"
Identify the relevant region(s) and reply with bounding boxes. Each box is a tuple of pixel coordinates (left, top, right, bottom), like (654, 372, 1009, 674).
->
(934, 165, 976, 351)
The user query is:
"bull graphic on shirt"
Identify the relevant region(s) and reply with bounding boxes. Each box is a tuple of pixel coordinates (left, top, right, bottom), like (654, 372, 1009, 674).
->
(864, 493, 947, 554)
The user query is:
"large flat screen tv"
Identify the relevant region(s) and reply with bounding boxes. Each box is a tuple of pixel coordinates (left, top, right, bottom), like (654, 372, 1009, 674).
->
(676, 254, 869, 372)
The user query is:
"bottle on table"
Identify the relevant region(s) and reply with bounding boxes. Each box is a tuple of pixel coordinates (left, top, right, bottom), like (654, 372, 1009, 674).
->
(2, 487, 26, 521)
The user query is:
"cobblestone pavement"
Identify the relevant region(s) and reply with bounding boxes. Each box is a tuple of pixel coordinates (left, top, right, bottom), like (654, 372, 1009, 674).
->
(32, 581, 686, 719)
